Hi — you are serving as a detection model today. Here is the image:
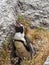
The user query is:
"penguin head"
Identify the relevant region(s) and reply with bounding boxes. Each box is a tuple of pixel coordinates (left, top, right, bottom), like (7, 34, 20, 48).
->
(15, 21, 24, 33)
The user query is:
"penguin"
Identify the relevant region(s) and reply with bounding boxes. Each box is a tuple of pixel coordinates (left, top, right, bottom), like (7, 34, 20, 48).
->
(12, 21, 36, 65)
(14, 22, 36, 58)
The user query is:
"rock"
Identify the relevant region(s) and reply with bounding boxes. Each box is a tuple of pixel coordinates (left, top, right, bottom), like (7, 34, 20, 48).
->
(40, 19, 49, 27)
(16, 0, 49, 29)
(0, 37, 5, 41)
(2, 34, 7, 38)
(0, 41, 3, 47)
(0, 0, 18, 45)
(0, 31, 3, 35)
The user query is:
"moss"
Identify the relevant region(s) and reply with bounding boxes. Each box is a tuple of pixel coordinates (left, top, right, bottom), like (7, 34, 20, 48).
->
(18, 15, 22, 21)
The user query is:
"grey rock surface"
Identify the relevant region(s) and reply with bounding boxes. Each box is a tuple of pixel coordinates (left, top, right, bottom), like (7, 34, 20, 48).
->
(17, 0, 49, 29)
(0, 0, 18, 46)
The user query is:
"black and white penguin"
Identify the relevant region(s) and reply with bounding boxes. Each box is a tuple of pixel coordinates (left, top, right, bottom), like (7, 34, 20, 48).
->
(12, 22, 36, 65)
(14, 22, 36, 57)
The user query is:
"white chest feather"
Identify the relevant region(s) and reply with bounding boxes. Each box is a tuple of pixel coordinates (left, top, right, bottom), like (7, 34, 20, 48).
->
(14, 32, 26, 42)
